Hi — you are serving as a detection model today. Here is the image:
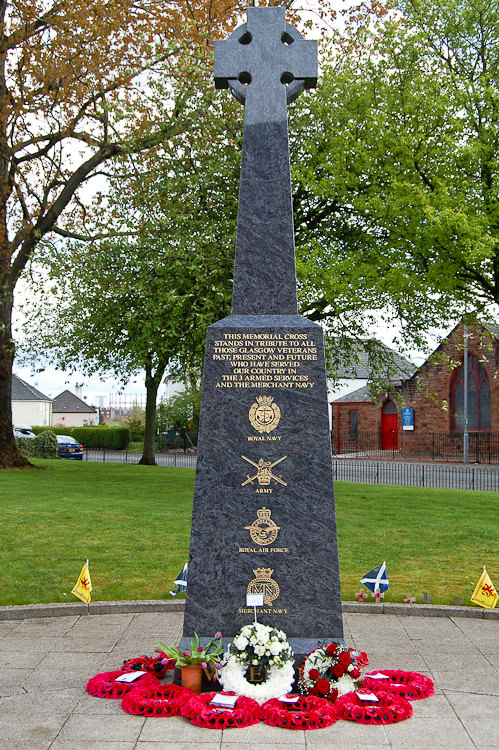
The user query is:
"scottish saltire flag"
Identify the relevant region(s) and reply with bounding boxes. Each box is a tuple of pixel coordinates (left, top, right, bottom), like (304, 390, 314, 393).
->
(360, 561, 390, 594)
(169, 563, 188, 597)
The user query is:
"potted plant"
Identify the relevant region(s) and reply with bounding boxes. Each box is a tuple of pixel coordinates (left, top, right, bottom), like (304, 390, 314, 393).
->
(156, 632, 223, 693)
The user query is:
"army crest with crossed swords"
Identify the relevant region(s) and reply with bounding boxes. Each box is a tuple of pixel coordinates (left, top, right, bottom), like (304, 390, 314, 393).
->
(241, 455, 287, 487)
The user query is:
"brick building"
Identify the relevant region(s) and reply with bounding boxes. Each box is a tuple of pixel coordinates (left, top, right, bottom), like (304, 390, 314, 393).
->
(331, 322, 499, 462)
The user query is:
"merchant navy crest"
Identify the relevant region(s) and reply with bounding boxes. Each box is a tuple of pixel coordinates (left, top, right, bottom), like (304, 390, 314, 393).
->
(249, 395, 281, 433)
(247, 568, 280, 605)
(245, 507, 280, 546)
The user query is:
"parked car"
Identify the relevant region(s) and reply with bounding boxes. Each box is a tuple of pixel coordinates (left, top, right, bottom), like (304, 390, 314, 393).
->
(56, 435, 84, 460)
(13, 424, 36, 439)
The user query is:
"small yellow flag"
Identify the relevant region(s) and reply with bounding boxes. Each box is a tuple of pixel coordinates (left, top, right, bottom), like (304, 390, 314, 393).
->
(72, 560, 92, 604)
(471, 567, 498, 609)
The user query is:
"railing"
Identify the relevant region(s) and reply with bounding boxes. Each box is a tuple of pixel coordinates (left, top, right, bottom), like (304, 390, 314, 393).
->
(332, 460, 499, 491)
(332, 431, 499, 464)
(84, 449, 197, 469)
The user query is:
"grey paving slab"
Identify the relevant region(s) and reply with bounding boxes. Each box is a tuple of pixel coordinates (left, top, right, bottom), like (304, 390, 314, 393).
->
(461, 717, 499, 746)
(0, 687, 82, 714)
(51, 743, 137, 750)
(0, 606, 497, 749)
(304, 721, 389, 745)
(383, 717, 476, 748)
(9, 615, 79, 634)
(0, 712, 68, 746)
(444, 690, 499, 717)
(139, 715, 224, 742)
(431, 668, 499, 695)
(56, 713, 145, 743)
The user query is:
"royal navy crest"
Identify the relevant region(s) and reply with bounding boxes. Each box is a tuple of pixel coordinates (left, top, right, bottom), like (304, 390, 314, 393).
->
(249, 395, 281, 433)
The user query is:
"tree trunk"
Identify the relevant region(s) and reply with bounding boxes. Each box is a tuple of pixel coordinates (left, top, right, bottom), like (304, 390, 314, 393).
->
(0, 282, 32, 469)
(138, 361, 166, 466)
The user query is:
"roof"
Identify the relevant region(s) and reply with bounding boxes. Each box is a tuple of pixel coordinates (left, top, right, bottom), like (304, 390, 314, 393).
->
(484, 321, 499, 339)
(332, 341, 415, 380)
(52, 390, 97, 414)
(331, 385, 374, 403)
(11, 374, 51, 402)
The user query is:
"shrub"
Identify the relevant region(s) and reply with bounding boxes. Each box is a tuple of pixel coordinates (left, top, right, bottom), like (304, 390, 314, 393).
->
(31, 426, 130, 449)
(16, 431, 58, 458)
(71, 426, 129, 450)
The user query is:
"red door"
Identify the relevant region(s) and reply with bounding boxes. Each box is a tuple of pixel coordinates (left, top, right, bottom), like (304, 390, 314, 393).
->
(381, 401, 398, 450)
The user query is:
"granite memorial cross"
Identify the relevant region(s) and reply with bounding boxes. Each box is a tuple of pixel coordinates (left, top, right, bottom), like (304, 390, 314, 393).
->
(182, 6, 344, 658)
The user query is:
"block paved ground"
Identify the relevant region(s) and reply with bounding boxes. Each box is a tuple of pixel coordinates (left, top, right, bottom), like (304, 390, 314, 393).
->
(0, 608, 497, 749)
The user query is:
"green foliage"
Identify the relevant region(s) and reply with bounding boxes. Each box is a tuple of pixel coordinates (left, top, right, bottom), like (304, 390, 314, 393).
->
(290, 0, 499, 360)
(15, 436, 57, 459)
(157, 389, 202, 432)
(124, 405, 145, 437)
(70, 427, 129, 450)
(31, 426, 130, 449)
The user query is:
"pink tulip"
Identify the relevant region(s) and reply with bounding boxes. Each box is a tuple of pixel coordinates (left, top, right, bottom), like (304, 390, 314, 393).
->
(197, 646, 204, 653)
(183, 651, 190, 657)
(215, 631, 222, 639)
(201, 662, 207, 669)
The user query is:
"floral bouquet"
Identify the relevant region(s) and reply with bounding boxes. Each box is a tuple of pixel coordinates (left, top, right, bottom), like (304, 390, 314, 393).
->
(156, 632, 223, 680)
(298, 641, 369, 701)
(218, 623, 295, 704)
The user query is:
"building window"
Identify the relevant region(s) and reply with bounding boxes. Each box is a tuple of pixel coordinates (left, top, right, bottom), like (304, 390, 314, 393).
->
(349, 410, 358, 438)
(450, 354, 491, 431)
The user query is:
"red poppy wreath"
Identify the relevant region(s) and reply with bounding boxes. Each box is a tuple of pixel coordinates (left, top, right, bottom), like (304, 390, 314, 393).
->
(335, 689, 413, 725)
(262, 696, 338, 730)
(180, 691, 262, 729)
(362, 670, 434, 701)
(121, 683, 195, 717)
(121, 653, 174, 678)
(86, 669, 160, 699)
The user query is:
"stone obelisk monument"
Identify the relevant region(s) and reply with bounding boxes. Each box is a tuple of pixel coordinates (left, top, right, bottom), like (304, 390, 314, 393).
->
(183, 6, 343, 654)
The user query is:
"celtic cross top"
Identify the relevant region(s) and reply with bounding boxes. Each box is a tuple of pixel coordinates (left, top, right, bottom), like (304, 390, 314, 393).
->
(214, 7, 317, 315)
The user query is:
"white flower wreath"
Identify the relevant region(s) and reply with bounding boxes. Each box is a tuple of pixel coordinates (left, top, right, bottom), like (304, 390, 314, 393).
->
(218, 654, 295, 704)
(218, 623, 295, 704)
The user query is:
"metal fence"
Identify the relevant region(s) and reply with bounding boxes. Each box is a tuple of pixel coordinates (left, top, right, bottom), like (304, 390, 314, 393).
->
(332, 460, 499, 491)
(81, 450, 498, 491)
(333, 431, 499, 464)
(84, 449, 197, 469)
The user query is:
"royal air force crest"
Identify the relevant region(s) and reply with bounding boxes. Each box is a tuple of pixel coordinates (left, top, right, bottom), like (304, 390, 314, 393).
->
(249, 395, 281, 433)
(245, 507, 280, 546)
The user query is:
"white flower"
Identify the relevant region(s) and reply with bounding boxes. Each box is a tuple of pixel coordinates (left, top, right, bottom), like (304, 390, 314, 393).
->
(254, 644, 266, 656)
(234, 635, 248, 650)
(269, 642, 282, 656)
(219, 655, 294, 704)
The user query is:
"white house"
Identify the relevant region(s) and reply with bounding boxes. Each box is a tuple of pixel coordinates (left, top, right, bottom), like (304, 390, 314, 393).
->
(12, 374, 53, 427)
(52, 389, 98, 427)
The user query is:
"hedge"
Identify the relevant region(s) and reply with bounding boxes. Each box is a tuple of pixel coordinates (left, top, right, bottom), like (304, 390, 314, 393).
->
(16, 431, 58, 459)
(31, 426, 129, 450)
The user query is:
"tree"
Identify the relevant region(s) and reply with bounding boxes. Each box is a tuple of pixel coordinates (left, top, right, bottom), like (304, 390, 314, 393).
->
(157, 389, 202, 432)
(0, 0, 246, 468)
(20, 76, 239, 464)
(290, 0, 499, 360)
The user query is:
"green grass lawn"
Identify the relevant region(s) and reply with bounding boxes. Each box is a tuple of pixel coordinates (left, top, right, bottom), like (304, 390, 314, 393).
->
(0, 460, 497, 607)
